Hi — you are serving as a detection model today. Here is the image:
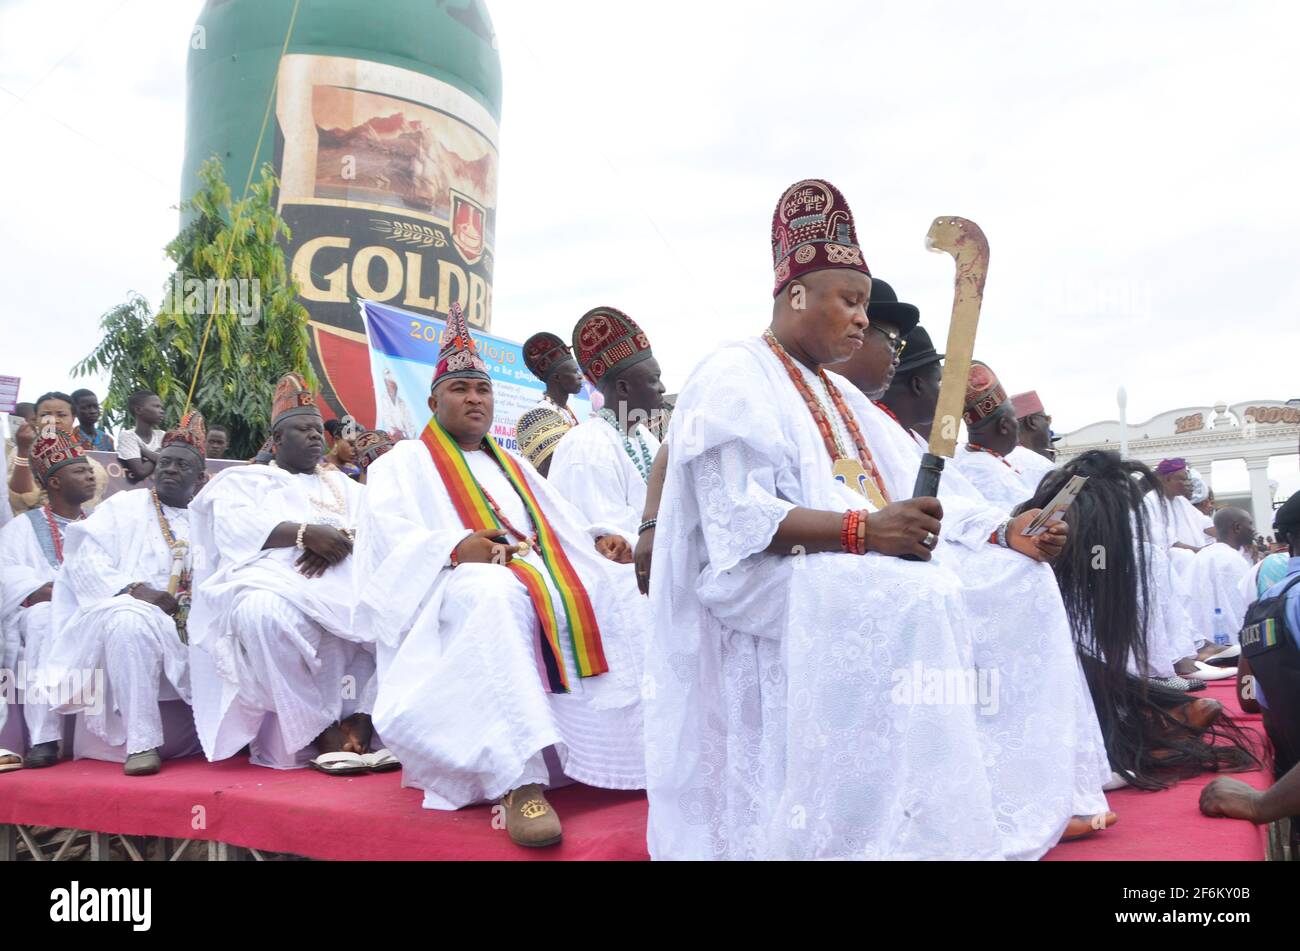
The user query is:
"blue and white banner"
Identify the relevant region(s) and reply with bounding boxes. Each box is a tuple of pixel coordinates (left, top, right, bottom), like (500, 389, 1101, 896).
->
(359, 300, 595, 452)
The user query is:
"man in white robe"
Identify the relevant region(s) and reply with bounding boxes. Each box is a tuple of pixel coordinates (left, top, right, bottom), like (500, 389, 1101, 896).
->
(519, 331, 584, 429)
(1186, 507, 1255, 648)
(0, 430, 97, 770)
(549, 307, 667, 533)
(45, 418, 209, 774)
(375, 368, 417, 440)
(645, 179, 1110, 861)
(188, 374, 379, 771)
(1009, 390, 1057, 491)
(952, 363, 1036, 512)
(355, 303, 648, 848)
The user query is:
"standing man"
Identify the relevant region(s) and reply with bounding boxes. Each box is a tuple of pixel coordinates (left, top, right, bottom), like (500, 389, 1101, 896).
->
(1008, 391, 1055, 488)
(547, 308, 667, 533)
(354, 304, 648, 848)
(0, 430, 97, 771)
(7, 392, 108, 515)
(46, 415, 208, 775)
(70, 389, 114, 452)
(952, 364, 1035, 511)
(643, 178, 1110, 861)
(522, 332, 584, 427)
(188, 373, 378, 771)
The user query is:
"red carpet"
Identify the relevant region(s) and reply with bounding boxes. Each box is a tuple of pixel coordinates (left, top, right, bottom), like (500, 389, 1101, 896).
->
(1044, 678, 1271, 861)
(0, 678, 1270, 861)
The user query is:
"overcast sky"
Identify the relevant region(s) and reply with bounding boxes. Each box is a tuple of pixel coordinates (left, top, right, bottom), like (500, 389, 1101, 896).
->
(1, 0, 1296, 491)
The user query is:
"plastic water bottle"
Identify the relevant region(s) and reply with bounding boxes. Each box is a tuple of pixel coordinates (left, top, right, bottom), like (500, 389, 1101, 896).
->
(1213, 608, 1230, 646)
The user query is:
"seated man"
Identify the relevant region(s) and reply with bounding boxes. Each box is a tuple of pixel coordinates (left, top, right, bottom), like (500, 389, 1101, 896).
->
(42, 415, 208, 775)
(951, 363, 1036, 512)
(875, 324, 943, 448)
(7, 392, 109, 515)
(644, 179, 1111, 861)
(188, 374, 380, 772)
(548, 307, 667, 532)
(0, 430, 98, 771)
(1185, 507, 1255, 654)
(355, 304, 647, 848)
(1008, 390, 1056, 489)
(352, 429, 394, 484)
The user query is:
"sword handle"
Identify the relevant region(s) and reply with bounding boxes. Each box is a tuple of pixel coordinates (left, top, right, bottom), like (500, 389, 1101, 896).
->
(901, 453, 945, 562)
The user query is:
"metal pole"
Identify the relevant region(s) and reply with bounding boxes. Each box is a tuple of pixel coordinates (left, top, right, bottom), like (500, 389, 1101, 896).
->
(1117, 386, 1129, 458)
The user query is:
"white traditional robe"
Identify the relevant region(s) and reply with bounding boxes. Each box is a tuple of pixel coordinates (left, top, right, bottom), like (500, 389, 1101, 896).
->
(354, 439, 647, 810)
(953, 444, 1034, 513)
(45, 490, 193, 758)
(0, 510, 68, 745)
(1008, 445, 1055, 495)
(548, 417, 659, 534)
(376, 388, 417, 440)
(188, 464, 376, 768)
(1142, 490, 1215, 644)
(645, 338, 1108, 861)
(1186, 542, 1253, 645)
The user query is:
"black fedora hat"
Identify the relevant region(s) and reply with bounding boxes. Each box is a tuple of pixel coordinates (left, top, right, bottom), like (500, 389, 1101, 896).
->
(895, 324, 943, 375)
(866, 278, 920, 337)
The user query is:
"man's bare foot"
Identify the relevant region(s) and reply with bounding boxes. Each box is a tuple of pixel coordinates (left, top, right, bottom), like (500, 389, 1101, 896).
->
(1059, 811, 1118, 842)
(313, 722, 351, 756)
(337, 713, 374, 755)
(1200, 778, 1262, 822)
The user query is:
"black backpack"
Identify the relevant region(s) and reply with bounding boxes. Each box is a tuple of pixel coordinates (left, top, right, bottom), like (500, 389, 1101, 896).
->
(1241, 574, 1300, 780)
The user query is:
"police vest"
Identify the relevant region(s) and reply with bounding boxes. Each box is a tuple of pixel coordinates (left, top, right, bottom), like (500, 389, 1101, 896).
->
(1241, 574, 1300, 779)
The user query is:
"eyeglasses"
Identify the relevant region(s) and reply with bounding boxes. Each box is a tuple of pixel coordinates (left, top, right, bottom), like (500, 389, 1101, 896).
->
(868, 325, 908, 356)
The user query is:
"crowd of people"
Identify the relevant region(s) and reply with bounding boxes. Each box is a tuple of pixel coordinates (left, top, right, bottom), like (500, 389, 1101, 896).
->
(1, 177, 1297, 861)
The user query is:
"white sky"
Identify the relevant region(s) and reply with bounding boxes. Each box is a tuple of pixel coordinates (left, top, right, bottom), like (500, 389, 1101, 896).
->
(1, 0, 1297, 491)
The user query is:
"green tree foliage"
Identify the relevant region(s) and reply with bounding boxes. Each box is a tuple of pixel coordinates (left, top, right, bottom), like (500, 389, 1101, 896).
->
(75, 157, 314, 459)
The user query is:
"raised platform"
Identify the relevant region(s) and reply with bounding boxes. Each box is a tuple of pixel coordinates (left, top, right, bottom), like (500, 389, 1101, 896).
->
(0, 680, 1272, 861)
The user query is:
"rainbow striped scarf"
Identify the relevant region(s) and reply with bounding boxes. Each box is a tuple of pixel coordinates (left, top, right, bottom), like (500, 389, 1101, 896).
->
(421, 418, 608, 692)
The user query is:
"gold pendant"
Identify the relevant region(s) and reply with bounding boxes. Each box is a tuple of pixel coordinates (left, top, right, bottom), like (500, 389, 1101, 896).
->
(832, 458, 888, 509)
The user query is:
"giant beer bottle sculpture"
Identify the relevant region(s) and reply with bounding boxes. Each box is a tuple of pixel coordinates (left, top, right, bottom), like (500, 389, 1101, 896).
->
(181, 0, 503, 421)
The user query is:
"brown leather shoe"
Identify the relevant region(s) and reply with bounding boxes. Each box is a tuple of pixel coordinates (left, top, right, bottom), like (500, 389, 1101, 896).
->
(501, 783, 562, 848)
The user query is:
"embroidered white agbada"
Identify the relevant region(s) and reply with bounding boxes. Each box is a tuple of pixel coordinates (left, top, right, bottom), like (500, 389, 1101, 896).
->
(1185, 542, 1253, 644)
(1143, 491, 1214, 552)
(547, 417, 660, 533)
(0, 509, 70, 745)
(188, 464, 376, 767)
(645, 338, 1108, 861)
(44, 489, 192, 756)
(354, 439, 648, 810)
(1008, 445, 1054, 495)
(953, 444, 1034, 512)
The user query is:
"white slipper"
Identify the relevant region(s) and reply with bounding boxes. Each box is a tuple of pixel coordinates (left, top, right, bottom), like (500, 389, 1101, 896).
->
(361, 748, 401, 773)
(1103, 770, 1133, 791)
(308, 751, 370, 776)
(1187, 660, 1237, 681)
(1206, 643, 1241, 662)
(0, 748, 23, 774)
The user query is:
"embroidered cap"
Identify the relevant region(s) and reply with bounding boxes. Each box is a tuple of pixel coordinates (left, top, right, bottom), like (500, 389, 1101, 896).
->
(1010, 391, 1045, 419)
(517, 407, 571, 467)
(1155, 458, 1188, 475)
(161, 411, 207, 461)
(354, 430, 395, 471)
(31, 427, 89, 486)
(771, 178, 871, 297)
(271, 372, 321, 429)
(963, 361, 1009, 426)
(432, 302, 491, 390)
(572, 306, 654, 386)
(523, 332, 577, 382)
